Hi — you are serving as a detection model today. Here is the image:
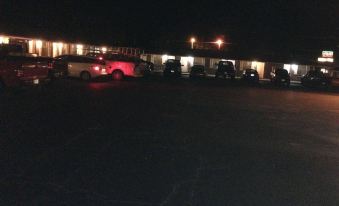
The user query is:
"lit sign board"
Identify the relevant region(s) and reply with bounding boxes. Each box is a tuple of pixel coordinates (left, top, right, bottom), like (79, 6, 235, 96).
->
(322, 51, 333, 58)
(318, 57, 334, 63)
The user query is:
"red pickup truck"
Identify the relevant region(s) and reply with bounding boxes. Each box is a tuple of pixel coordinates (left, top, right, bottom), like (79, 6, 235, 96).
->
(0, 53, 53, 92)
(86, 52, 151, 80)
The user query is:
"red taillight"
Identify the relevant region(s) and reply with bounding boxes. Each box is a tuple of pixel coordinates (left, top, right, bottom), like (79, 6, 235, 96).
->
(93, 66, 100, 71)
(98, 57, 103, 60)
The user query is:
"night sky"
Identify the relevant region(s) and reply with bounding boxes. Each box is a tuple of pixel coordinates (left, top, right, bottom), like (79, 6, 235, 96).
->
(1, 0, 339, 51)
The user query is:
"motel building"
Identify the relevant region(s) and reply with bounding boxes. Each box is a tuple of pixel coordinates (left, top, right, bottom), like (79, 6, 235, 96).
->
(141, 50, 336, 81)
(1, 33, 336, 81)
(0, 34, 143, 57)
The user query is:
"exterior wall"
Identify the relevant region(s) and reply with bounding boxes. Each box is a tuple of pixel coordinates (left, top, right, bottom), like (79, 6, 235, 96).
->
(0, 34, 143, 57)
(194, 57, 205, 66)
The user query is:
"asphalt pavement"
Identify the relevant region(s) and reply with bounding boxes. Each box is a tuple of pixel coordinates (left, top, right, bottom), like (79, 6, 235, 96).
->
(0, 77, 339, 206)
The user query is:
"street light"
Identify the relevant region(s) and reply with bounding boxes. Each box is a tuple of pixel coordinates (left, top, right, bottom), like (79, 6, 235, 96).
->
(215, 39, 223, 50)
(190, 37, 196, 49)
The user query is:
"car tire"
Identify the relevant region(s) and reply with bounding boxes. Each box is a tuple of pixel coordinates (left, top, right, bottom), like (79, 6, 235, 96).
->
(112, 70, 124, 81)
(286, 81, 290, 87)
(80, 71, 91, 81)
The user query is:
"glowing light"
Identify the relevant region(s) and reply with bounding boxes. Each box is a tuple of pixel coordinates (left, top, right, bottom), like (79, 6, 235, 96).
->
(28, 40, 34, 53)
(215, 39, 223, 49)
(36, 40, 42, 49)
(318, 57, 334, 63)
(190, 38, 196, 49)
(0, 36, 9, 44)
(321, 68, 329, 74)
(162, 55, 175, 64)
(102, 47, 107, 53)
(188, 56, 194, 66)
(93, 66, 100, 71)
(58, 42, 63, 50)
(76, 44, 83, 55)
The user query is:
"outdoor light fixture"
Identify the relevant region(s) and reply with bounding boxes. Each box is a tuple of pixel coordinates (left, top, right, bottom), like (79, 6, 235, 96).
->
(190, 38, 196, 49)
(215, 39, 223, 50)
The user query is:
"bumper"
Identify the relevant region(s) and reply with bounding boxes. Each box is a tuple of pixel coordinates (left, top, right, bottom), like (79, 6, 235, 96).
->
(20, 77, 51, 86)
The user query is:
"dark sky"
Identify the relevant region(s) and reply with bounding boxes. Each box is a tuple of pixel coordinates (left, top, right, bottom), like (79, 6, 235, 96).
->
(1, 0, 339, 51)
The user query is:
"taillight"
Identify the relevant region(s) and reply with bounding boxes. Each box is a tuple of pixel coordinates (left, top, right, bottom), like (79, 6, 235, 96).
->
(93, 66, 100, 71)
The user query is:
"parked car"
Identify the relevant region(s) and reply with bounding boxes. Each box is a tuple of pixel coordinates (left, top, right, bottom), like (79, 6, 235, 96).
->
(242, 69, 259, 83)
(87, 52, 150, 80)
(54, 55, 107, 81)
(215, 61, 236, 80)
(270, 68, 290, 86)
(189, 65, 206, 79)
(329, 68, 339, 87)
(163, 59, 182, 78)
(301, 70, 331, 88)
(0, 53, 53, 92)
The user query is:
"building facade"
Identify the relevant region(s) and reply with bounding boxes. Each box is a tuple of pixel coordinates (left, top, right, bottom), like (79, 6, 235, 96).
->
(141, 53, 332, 81)
(0, 34, 144, 57)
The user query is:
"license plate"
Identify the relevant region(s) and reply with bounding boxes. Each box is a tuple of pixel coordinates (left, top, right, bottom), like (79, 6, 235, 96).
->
(281, 79, 285, 81)
(33, 79, 39, 84)
(171, 70, 174, 73)
(251, 74, 255, 77)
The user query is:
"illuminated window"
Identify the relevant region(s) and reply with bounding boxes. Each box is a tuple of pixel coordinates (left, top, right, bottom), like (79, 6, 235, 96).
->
(28, 40, 34, 53)
(53, 42, 63, 57)
(162, 55, 175, 64)
(0, 36, 9, 44)
(36, 40, 42, 49)
(284, 64, 298, 74)
(76, 44, 83, 55)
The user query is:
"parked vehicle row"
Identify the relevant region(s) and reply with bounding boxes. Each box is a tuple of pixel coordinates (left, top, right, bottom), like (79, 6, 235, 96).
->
(0, 46, 154, 92)
(1, 44, 339, 92)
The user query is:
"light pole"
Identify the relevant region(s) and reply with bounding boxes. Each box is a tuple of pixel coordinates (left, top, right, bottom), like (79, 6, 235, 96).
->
(215, 39, 223, 50)
(190, 38, 196, 49)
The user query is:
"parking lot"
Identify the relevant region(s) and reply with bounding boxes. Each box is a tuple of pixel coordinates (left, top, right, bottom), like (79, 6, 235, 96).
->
(1, 77, 339, 205)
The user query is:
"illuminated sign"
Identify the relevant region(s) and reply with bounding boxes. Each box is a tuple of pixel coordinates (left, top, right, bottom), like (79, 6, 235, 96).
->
(318, 57, 334, 63)
(322, 51, 333, 58)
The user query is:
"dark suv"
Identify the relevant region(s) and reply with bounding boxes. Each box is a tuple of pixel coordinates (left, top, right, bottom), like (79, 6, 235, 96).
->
(270, 68, 290, 87)
(215, 61, 236, 80)
(301, 70, 331, 88)
(163, 59, 182, 78)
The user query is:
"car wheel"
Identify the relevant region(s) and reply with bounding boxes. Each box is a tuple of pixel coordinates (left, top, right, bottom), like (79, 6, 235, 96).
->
(80, 71, 91, 81)
(112, 70, 124, 81)
(286, 81, 290, 87)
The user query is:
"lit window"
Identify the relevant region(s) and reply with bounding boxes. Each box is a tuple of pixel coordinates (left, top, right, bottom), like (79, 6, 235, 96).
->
(76, 44, 83, 55)
(0, 36, 9, 44)
(36, 40, 43, 49)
